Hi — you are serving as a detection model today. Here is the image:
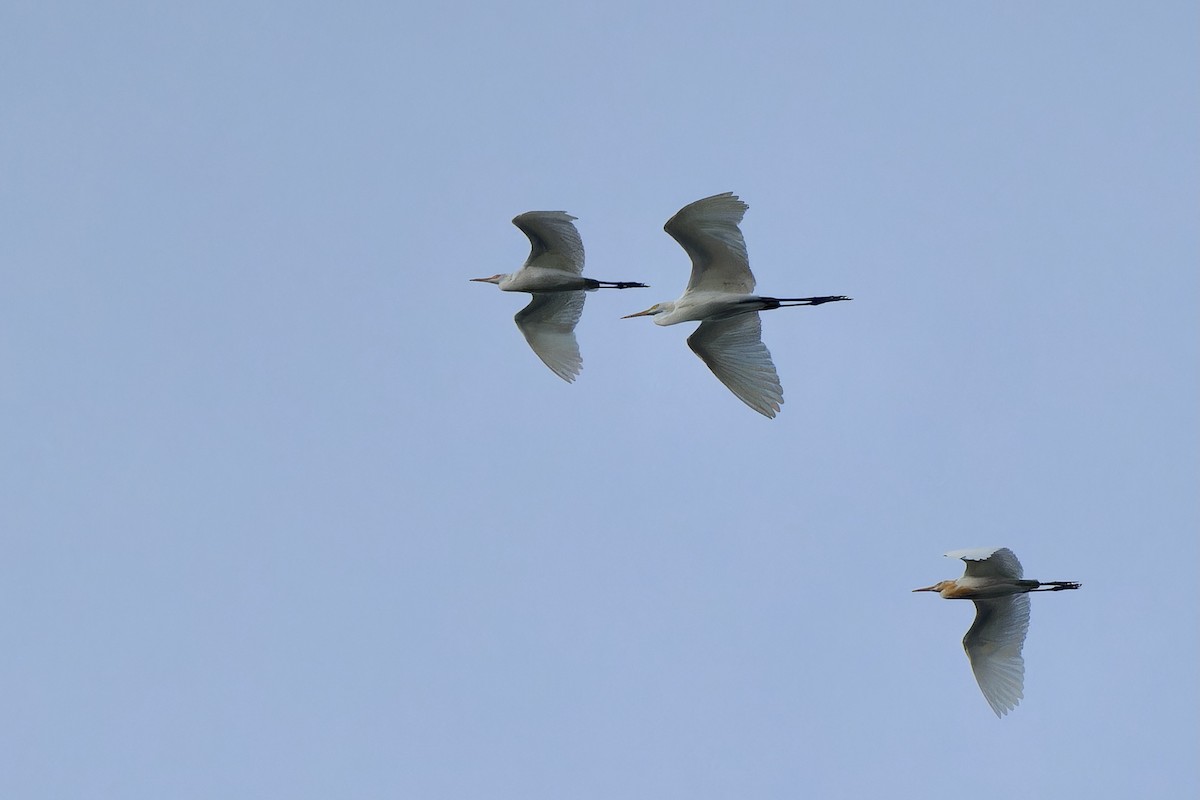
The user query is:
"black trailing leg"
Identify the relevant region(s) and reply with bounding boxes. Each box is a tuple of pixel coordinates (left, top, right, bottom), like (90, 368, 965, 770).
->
(1031, 581, 1082, 591)
(764, 295, 852, 309)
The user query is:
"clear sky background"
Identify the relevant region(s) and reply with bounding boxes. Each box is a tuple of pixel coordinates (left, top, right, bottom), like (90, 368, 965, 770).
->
(2, 2, 1197, 798)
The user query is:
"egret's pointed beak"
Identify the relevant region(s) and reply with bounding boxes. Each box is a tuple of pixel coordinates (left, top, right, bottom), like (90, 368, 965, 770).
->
(911, 584, 939, 592)
(470, 274, 504, 284)
(469, 277, 488, 282)
(621, 307, 656, 319)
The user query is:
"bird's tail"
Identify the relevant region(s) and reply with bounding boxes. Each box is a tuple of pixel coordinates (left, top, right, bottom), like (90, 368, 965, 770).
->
(762, 295, 852, 308)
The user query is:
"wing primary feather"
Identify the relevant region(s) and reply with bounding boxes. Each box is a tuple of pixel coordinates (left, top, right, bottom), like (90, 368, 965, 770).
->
(950, 547, 1024, 580)
(963, 595, 1030, 717)
(686, 314, 782, 418)
(514, 291, 586, 382)
(512, 211, 585, 275)
(664, 193, 756, 294)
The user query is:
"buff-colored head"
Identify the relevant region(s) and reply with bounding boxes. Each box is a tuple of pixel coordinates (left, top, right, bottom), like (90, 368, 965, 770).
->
(912, 580, 958, 598)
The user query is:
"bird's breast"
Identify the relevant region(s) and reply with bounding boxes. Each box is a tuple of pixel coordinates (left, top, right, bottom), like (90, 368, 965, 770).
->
(675, 293, 763, 323)
(504, 269, 587, 293)
(944, 577, 1037, 599)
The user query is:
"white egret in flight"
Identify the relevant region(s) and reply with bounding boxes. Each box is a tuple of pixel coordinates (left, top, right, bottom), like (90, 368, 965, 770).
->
(913, 547, 1081, 717)
(622, 192, 849, 417)
(472, 211, 647, 382)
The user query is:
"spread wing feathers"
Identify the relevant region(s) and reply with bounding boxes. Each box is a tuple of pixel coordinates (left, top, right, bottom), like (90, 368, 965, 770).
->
(687, 314, 783, 418)
(512, 211, 585, 274)
(514, 291, 586, 382)
(948, 547, 1025, 580)
(963, 595, 1031, 717)
(664, 192, 756, 295)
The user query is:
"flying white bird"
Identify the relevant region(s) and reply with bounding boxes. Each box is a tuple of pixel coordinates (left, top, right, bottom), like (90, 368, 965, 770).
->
(913, 547, 1081, 717)
(622, 192, 849, 417)
(472, 211, 647, 382)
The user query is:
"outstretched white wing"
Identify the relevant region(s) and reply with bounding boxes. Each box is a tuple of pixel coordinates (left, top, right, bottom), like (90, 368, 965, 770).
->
(964, 594, 1030, 717)
(514, 291, 586, 382)
(512, 211, 585, 275)
(687, 313, 782, 418)
(947, 547, 1025, 580)
(664, 192, 756, 294)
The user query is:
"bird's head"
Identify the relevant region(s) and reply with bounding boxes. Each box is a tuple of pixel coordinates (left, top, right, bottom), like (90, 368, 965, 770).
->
(912, 580, 957, 597)
(470, 274, 506, 285)
(621, 302, 672, 320)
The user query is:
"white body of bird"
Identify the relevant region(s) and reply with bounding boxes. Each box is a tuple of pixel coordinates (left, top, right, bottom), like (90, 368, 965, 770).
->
(622, 192, 849, 418)
(473, 211, 647, 382)
(914, 546, 1081, 718)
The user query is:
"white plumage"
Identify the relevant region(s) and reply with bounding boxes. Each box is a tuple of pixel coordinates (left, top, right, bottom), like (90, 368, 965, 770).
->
(622, 192, 849, 417)
(473, 211, 647, 382)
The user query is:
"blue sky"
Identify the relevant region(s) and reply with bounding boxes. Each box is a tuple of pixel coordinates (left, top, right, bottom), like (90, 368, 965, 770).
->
(2, 2, 1197, 797)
